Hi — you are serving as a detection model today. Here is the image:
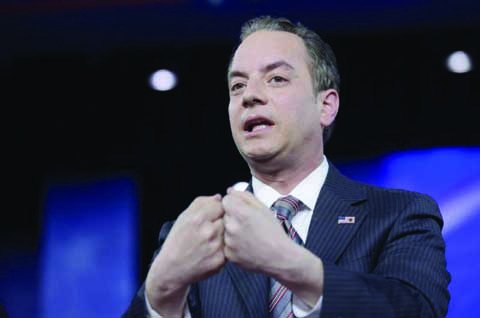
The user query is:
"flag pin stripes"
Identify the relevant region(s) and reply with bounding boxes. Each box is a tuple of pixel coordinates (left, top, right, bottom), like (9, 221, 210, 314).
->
(338, 216, 355, 224)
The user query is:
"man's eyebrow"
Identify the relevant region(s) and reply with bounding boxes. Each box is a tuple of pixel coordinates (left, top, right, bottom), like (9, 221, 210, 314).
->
(262, 60, 294, 73)
(228, 70, 248, 82)
(228, 60, 294, 82)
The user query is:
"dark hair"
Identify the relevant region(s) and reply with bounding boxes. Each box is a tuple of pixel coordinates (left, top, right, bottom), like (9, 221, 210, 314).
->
(229, 16, 340, 143)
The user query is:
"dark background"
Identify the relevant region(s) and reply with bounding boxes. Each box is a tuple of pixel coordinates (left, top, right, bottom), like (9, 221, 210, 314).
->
(1, 0, 479, 285)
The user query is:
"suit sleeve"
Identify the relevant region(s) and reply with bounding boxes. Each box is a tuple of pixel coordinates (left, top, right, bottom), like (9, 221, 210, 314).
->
(121, 221, 175, 318)
(321, 194, 451, 318)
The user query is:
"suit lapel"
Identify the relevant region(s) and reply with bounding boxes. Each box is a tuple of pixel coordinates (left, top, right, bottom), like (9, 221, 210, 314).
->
(223, 181, 269, 318)
(224, 165, 367, 316)
(224, 262, 269, 318)
(305, 164, 368, 263)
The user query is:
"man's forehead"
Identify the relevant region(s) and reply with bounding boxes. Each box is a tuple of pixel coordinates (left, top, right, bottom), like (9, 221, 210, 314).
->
(230, 30, 308, 74)
(235, 30, 305, 56)
(229, 60, 294, 80)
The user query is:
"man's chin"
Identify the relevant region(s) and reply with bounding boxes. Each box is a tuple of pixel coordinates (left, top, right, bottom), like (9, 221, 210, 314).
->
(241, 150, 278, 164)
(235, 139, 282, 164)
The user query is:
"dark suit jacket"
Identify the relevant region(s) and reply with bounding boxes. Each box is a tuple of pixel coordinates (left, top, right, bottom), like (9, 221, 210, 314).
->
(123, 164, 451, 318)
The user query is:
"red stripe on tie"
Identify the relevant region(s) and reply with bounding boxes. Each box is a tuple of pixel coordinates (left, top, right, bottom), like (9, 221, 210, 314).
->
(269, 284, 284, 305)
(270, 195, 302, 318)
(269, 286, 288, 312)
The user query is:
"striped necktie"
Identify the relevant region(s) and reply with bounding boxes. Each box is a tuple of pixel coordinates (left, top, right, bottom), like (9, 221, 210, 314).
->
(269, 195, 303, 318)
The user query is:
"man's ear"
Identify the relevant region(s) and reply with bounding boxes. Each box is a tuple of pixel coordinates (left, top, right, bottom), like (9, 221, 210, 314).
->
(318, 89, 339, 128)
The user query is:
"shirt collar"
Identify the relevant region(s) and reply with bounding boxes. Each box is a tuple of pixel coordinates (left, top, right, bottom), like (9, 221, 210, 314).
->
(252, 157, 329, 211)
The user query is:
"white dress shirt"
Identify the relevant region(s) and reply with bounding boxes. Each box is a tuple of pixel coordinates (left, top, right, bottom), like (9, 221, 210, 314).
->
(147, 158, 329, 317)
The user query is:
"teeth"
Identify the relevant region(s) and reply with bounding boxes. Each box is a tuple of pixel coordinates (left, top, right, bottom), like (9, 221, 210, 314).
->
(251, 124, 268, 132)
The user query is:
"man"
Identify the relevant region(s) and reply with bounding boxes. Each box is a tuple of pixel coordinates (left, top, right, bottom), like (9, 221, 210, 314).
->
(123, 16, 450, 318)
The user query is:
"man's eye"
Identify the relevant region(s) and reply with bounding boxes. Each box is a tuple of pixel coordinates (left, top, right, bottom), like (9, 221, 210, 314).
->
(231, 83, 245, 91)
(270, 76, 287, 83)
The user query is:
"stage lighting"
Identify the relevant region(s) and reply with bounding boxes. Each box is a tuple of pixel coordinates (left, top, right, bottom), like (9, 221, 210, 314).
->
(149, 69, 178, 91)
(208, 0, 224, 5)
(446, 51, 473, 73)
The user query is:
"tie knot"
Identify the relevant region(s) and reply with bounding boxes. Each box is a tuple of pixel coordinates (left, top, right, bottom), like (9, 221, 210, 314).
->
(271, 195, 302, 222)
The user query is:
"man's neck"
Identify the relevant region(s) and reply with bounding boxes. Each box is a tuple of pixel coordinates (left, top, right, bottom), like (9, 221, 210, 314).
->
(249, 156, 325, 195)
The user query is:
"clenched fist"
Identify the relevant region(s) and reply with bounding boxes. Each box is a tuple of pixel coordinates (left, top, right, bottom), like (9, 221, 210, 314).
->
(222, 188, 294, 274)
(222, 188, 324, 307)
(146, 194, 226, 316)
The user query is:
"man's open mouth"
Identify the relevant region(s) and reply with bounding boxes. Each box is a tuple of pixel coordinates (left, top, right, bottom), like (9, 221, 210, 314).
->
(243, 117, 275, 132)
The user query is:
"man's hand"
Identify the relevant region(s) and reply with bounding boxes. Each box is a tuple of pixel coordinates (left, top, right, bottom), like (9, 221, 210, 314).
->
(222, 188, 324, 307)
(222, 188, 294, 273)
(145, 194, 226, 316)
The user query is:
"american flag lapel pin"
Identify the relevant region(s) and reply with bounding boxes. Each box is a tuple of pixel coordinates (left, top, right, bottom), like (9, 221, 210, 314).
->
(338, 216, 355, 224)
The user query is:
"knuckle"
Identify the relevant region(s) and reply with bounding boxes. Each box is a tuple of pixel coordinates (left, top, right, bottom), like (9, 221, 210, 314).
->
(183, 211, 203, 227)
(211, 236, 223, 251)
(191, 196, 208, 208)
(225, 218, 239, 234)
(193, 197, 223, 218)
(201, 225, 215, 240)
(193, 195, 216, 208)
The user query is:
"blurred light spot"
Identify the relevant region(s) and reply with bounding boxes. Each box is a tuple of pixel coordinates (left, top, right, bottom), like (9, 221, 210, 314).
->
(208, 0, 224, 6)
(149, 69, 177, 91)
(446, 51, 473, 73)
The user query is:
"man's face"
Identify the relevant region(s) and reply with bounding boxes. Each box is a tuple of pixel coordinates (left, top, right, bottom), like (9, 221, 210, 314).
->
(228, 30, 326, 168)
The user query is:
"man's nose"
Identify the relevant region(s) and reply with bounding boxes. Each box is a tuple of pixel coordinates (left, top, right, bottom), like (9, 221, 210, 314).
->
(242, 80, 267, 108)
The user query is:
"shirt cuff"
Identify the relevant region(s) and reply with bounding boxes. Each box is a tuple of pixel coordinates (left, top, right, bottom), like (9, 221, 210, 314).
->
(144, 289, 192, 318)
(292, 294, 323, 318)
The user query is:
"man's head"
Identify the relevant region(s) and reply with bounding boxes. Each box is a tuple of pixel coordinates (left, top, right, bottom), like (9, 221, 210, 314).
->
(227, 16, 340, 174)
(228, 16, 340, 143)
